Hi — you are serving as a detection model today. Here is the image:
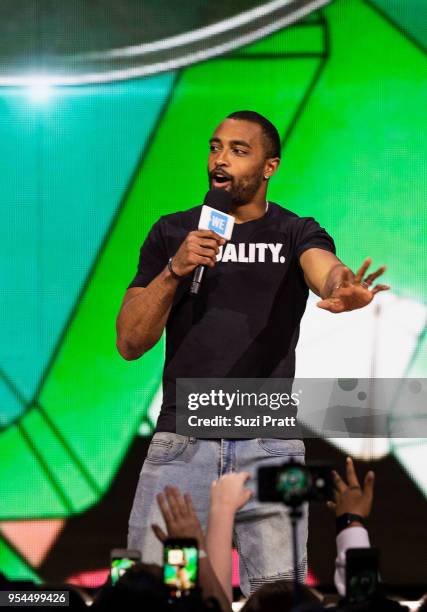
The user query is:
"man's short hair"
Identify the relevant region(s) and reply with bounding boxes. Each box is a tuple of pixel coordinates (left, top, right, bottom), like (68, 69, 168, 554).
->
(226, 110, 281, 159)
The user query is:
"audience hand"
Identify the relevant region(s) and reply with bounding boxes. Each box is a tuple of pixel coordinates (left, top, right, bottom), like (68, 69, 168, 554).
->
(152, 485, 206, 547)
(327, 456, 375, 519)
(210, 472, 253, 515)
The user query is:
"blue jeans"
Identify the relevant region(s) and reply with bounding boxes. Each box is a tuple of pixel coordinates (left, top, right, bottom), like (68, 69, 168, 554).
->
(127, 433, 308, 597)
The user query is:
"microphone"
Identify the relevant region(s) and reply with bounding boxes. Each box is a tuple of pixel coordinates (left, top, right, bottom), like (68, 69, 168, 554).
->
(190, 188, 234, 296)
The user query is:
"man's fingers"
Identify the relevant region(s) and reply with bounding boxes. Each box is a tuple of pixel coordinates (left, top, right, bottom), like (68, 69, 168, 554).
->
(197, 237, 224, 250)
(371, 284, 390, 295)
(354, 257, 372, 283)
(326, 500, 337, 512)
(192, 230, 225, 245)
(192, 244, 219, 259)
(189, 254, 217, 268)
(332, 470, 347, 493)
(151, 523, 167, 543)
(345, 457, 361, 489)
(363, 266, 386, 286)
(317, 299, 346, 313)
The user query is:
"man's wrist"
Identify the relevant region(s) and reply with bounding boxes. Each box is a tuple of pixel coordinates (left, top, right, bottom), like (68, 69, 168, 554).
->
(336, 512, 366, 534)
(167, 257, 183, 280)
(164, 258, 181, 283)
(346, 521, 364, 529)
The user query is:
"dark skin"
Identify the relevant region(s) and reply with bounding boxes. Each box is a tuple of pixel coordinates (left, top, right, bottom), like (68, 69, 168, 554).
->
(116, 117, 390, 360)
(328, 457, 375, 526)
(207, 118, 280, 222)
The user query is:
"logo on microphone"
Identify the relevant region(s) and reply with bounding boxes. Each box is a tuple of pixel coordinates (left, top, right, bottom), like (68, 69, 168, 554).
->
(208, 210, 228, 235)
(199, 204, 234, 241)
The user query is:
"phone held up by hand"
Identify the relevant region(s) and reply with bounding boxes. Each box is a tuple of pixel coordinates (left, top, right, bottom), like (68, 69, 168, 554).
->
(258, 459, 333, 507)
(346, 548, 380, 604)
(163, 538, 199, 598)
(110, 548, 141, 586)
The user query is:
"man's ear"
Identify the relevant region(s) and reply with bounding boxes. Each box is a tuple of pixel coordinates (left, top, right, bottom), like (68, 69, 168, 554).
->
(264, 157, 280, 179)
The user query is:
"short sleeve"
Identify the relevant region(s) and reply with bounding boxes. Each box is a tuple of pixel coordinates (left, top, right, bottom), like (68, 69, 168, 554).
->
(127, 219, 168, 289)
(294, 217, 336, 259)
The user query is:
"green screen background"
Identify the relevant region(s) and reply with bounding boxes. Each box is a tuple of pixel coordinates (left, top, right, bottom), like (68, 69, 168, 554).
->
(0, 0, 426, 582)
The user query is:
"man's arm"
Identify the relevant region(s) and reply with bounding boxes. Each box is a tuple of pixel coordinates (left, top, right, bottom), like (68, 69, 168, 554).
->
(300, 248, 390, 313)
(116, 230, 225, 360)
(116, 271, 178, 360)
(328, 457, 375, 597)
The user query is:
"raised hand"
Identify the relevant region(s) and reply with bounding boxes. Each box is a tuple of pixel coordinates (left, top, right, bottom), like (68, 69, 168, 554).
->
(152, 485, 206, 547)
(327, 457, 375, 519)
(317, 257, 390, 313)
(210, 472, 253, 515)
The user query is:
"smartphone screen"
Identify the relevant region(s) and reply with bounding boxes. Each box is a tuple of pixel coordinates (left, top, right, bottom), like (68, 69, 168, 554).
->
(163, 539, 198, 595)
(346, 548, 379, 604)
(110, 548, 141, 586)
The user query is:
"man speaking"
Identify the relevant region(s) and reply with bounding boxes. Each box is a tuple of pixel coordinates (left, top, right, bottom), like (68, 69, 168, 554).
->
(116, 110, 388, 596)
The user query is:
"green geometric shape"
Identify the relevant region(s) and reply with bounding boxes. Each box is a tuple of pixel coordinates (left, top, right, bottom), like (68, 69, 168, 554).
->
(21, 408, 97, 514)
(270, 0, 427, 303)
(0, 425, 68, 518)
(234, 15, 325, 55)
(0, 537, 41, 583)
(0, 73, 175, 416)
(0, 380, 22, 429)
(368, 0, 427, 51)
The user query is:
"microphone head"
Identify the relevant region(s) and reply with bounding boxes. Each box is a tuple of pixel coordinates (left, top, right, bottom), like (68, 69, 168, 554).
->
(203, 188, 232, 213)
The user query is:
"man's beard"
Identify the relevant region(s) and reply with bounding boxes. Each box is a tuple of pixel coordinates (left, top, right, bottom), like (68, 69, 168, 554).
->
(208, 167, 264, 205)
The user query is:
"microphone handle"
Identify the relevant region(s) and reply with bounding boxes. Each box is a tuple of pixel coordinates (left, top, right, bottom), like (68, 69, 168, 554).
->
(190, 265, 206, 296)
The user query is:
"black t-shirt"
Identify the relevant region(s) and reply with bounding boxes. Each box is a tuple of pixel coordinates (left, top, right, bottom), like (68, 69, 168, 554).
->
(128, 202, 335, 433)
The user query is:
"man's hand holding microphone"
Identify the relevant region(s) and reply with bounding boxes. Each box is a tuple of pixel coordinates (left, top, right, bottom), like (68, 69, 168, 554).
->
(168, 230, 225, 278)
(168, 187, 234, 295)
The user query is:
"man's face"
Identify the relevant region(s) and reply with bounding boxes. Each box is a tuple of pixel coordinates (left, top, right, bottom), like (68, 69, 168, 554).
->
(207, 119, 268, 205)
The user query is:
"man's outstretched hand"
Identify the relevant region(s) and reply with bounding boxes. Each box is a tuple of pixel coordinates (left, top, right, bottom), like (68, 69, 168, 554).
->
(327, 456, 375, 519)
(317, 257, 390, 313)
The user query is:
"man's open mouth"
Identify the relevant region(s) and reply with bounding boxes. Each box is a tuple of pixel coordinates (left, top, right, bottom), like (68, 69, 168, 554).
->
(211, 172, 232, 188)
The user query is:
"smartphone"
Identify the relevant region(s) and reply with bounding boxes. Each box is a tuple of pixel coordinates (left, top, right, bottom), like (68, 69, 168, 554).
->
(346, 547, 379, 604)
(258, 460, 333, 506)
(163, 538, 198, 597)
(110, 548, 141, 586)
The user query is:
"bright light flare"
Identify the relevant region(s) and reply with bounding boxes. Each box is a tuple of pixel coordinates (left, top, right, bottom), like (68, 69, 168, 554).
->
(27, 77, 54, 102)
